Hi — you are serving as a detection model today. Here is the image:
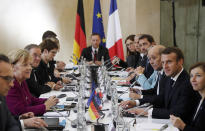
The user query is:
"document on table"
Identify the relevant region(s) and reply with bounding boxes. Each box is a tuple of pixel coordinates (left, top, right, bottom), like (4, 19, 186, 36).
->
(44, 111, 69, 117)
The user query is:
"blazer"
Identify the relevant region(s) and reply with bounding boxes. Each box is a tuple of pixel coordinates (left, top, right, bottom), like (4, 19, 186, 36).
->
(183, 97, 205, 131)
(118, 52, 140, 68)
(137, 55, 153, 78)
(6, 79, 47, 116)
(81, 46, 111, 67)
(0, 96, 21, 131)
(26, 68, 51, 97)
(139, 72, 167, 105)
(36, 60, 62, 85)
(149, 70, 199, 124)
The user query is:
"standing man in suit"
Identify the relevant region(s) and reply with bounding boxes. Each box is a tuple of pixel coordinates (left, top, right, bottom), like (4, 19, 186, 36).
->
(121, 47, 198, 124)
(0, 54, 47, 131)
(81, 33, 111, 66)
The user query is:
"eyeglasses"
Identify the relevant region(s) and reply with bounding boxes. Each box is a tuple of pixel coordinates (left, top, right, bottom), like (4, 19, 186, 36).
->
(0, 75, 14, 83)
(126, 42, 134, 47)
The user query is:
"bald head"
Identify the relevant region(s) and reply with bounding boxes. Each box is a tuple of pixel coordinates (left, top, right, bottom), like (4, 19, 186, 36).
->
(148, 45, 165, 56)
(148, 45, 165, 71)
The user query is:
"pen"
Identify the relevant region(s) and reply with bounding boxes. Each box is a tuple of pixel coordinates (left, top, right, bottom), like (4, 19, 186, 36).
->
(159, 124, 168, 131)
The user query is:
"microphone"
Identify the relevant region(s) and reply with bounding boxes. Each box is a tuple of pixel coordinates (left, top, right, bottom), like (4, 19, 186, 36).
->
(104, 56, 116, 64)
(159, 124, 168, 131)
(105, 56, 119, 67)
(106, 58, 120, 71)
(66, 72, 80, 81)
(118, 80, 139, 98)
(127, 105, 153, 126)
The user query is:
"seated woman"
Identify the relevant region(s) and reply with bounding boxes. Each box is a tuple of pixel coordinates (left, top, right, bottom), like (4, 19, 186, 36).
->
(170, 62, 205, 131)
(6, 49, 58, 116)
(115, 34, 140, 68)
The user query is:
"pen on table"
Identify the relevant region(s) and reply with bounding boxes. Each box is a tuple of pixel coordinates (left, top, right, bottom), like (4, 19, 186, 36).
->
(159, 124, 168, 131)
(100, 108, 109, 111)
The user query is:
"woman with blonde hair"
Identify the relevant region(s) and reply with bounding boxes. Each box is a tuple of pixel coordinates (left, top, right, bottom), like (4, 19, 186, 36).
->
(170, 62, 205, 131)
(6, 49, 58, 116)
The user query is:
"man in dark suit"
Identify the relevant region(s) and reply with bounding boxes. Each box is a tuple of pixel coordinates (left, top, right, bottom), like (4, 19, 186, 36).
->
(137, 34, 156, 78)
(121, 47, 198, 124)
(0, 54, 47, 131)
(25, 44, 53, 97)
(121, 45, 167, 106)
(81, 33, 111, 67)
(126, 34, 155, 82)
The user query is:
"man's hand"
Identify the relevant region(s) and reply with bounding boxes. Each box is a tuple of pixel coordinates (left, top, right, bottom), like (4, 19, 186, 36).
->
(87, 61, 94, 65)
(126, 73, 136, 82)
(62, 77, 72, 84)
(19, 112, 34, 119)
(23, 117, 48, 128)
(44, 96, 59, 110)
(130, 88, 141, 94)
(128, 108, 148, 116)
(53, 81, 63, 90)
(95, 61, 102, 66)
(129, 92, 141, 100)
(135, 66, 145, 75)
(120, 100, 136, 109)
(46, 82, 55, 89)
(126, 67, 134, 72)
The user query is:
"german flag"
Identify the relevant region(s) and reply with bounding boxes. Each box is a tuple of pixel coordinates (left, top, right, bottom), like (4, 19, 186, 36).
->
(73, 0, 87, 64)
(87, 82, 104, 120)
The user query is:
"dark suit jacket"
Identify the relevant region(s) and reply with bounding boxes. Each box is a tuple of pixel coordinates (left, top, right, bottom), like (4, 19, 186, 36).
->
(0, 96, 21, 131)
(36, 60, 62, 85)
(26, 68, 51, 97)
(81, 46, 111, 67)
(148, 70, 198, 124)
(118, 52, 140, 68)
(139, 72, 167, 105)
(183, 97, 205, 131)
(137, 55, 153, 78)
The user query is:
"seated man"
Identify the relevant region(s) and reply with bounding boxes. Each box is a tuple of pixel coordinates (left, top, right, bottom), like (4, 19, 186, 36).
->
(0, 54, 47, 131)
(25, 44, 57, 97)
(36, 39, 71, 90)
(120, 47, 198, 124)
(81, 33, 111, 67)
(128, 45, 166, 101)
(126, 34, 155, 83)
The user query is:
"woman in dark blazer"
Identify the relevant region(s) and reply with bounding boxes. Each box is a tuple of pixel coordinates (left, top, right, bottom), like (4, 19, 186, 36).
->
(170, 62, 205, 131)
(6, 49, 58, 116)
(117, 34, 140, 68)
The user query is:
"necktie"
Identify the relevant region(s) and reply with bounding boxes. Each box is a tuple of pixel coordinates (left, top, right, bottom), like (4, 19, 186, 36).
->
(94, 50, 97, 62)
(156, 72, 162, 95)
(167, 79, 175, 100)
(170, 79, 175, 87)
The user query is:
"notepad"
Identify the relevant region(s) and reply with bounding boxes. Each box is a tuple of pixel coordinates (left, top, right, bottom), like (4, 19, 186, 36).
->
(44, 111, 69, 117)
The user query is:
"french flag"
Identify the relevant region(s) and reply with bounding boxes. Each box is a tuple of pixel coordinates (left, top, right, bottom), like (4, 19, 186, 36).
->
(106, 0, 124, 61)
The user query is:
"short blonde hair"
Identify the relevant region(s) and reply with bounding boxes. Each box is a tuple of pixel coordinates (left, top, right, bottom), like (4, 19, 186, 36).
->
(8, 49, 31, 65)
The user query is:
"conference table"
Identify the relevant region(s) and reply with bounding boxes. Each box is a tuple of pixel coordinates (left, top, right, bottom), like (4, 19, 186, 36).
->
(38, 70, 179, 131)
